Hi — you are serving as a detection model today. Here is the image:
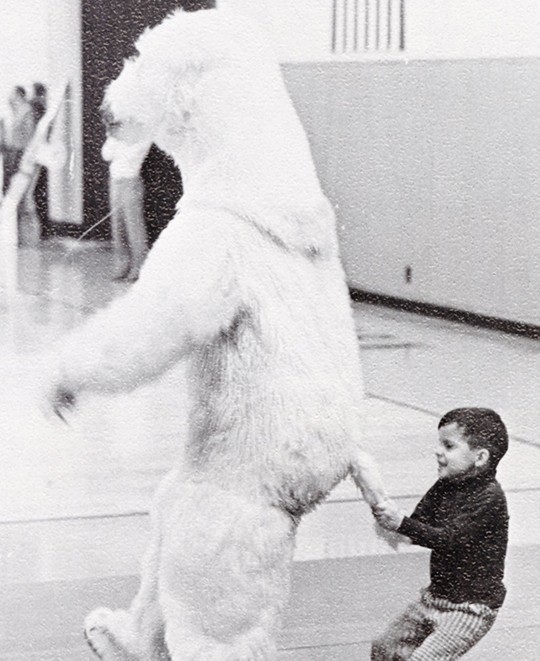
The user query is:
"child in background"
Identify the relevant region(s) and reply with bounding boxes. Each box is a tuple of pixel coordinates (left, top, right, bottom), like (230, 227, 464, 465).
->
(1, 86, 34, 194)
(101, 115, 151, 281)
(372, 407, 509, 661)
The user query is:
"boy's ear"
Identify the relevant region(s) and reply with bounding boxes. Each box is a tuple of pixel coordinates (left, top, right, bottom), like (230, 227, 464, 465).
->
(475, 448, 490, 469)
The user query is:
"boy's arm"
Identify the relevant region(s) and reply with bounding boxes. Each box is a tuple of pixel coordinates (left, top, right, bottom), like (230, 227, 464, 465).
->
(398, 487, 505, 551)
(101, 136, 117, 162)
(406, 482, 440, 525)
(374, 482, 439, 528)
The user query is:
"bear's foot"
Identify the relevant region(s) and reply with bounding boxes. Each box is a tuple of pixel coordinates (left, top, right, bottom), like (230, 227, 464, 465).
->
(84, 608, 141, 661)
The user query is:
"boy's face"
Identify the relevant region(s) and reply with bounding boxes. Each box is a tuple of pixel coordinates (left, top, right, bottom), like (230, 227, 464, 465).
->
(107, 117, 147, 145)
(436, 423, 487, 480)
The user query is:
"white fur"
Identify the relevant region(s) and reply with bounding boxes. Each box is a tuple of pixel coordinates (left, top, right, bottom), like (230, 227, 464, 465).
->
(50, 7, 387, 660)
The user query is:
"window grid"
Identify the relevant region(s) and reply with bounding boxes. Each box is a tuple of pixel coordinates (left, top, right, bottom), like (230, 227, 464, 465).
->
(332, 0, 405, 54)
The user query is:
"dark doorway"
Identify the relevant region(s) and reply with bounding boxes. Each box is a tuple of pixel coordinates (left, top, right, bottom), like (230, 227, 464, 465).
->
(78, 0, 215, 242)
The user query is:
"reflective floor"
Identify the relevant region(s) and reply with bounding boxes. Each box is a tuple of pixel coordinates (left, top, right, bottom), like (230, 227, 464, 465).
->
(0, 240, 538, 659)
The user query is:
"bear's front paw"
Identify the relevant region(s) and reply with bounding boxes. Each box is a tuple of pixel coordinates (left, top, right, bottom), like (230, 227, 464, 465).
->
(51, 386, 76, 423)
(84, 608, 137, 661)
(373, 520, 406, 550)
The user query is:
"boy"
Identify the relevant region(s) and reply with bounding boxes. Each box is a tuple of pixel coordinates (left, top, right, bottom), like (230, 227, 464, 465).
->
(101, 113, 150, 281)
(372, 407, 509, 660)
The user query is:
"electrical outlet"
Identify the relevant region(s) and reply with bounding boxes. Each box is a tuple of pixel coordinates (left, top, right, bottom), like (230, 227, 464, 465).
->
(405, 265, 412, 284)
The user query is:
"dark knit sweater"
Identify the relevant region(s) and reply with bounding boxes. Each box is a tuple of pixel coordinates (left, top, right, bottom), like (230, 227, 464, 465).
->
(398, 469, 508, 609)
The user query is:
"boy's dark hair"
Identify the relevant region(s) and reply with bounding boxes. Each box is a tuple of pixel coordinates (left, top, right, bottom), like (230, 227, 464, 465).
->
(438, 407, 508, 468)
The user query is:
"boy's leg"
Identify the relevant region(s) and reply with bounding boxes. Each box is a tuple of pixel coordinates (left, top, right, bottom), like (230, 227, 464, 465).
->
(409, 596, 497, 661)
(372, 594, 434, 660)
(19, 170, 41, 247)
(110, 178, 130, 278)
(122, 176, 148, 281)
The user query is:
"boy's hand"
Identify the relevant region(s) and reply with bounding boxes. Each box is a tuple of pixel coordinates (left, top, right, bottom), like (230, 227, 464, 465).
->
(372, 500, 404, 531)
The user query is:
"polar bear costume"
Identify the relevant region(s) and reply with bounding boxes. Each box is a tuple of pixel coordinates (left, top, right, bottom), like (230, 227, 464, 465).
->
(48, 6, 387, 661)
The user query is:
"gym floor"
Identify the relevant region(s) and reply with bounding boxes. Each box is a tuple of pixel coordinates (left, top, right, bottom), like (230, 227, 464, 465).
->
(0, 241, 538, 659)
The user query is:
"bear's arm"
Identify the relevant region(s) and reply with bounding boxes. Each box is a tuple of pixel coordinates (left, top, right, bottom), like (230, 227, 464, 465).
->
(350, 449, 388, 509)
(52, 210, 241, 395)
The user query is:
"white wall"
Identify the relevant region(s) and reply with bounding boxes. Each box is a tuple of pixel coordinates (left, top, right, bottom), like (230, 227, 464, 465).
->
(284, 58, 540, 325)
(0, 0, 49, 114)
(407, 0, 540, 59)
(47, 0, 83, 224)
(0, 0, 82, 224)
(225, 0, 540, 61)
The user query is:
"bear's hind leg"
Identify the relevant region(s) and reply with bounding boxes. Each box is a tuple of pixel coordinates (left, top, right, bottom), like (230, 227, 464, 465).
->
(158, 485, 295, 661)
(85, 603, 169, 661)
(85, 475, 173, 661)
(84, 608, 143, 661)
(163, 615, 275, 661)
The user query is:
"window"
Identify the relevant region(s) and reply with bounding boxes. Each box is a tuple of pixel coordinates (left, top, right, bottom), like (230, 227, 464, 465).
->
(331, 0, 405, 54)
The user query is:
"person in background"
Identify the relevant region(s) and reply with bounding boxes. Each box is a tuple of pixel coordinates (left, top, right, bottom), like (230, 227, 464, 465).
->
(1, 86, 34, 194)
(28, 83, 49, 234)
(30, 83, 47, 125)
(101, 113, 151, 282)
(0, 86, 41, 246)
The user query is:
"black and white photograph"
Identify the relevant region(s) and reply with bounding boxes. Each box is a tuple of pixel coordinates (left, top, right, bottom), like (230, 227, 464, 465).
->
(0, 1, 539, 659)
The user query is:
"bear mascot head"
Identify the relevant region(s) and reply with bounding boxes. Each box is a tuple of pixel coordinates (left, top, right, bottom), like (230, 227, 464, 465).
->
(47, 6, 387, 660)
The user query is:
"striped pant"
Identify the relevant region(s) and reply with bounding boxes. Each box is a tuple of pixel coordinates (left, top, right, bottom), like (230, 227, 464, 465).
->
(371, 589, 498, 660)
